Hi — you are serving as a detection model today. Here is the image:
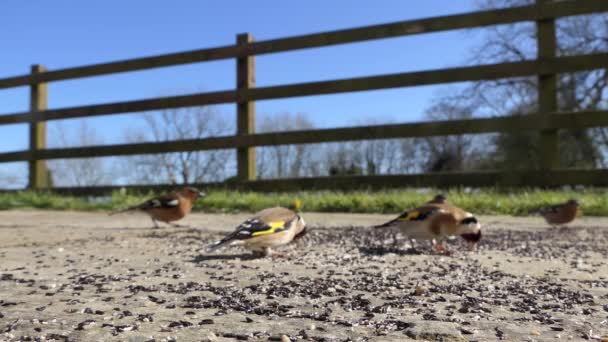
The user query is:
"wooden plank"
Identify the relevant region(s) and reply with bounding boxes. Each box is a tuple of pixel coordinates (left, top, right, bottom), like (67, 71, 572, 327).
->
(247, 0, 608, 56)
(36, 183, 224, 197)
(237, 111, 608, 145)
(0, 110, 605, 163)
(1, 53, 605, 126)
(1, 0, 606, 90)
(537, 0, 559, 170)
(35, 136, 239, 160)
(28, 65, 49, 190)
(236, 33, 257, 181)
(233, 170, 608, 191)
(245, 61, 537, 101)
(540, 52, 608, 75)
(0, 75, 31, 90)
(0, 45, 239, 90)
(15, 168, 608, 196)
(0, 113, 33, 125)
(243, 53, 608, 102)
(0, 90, 236, 126)
(0, 151, 31, 163)
(39, 90, 236, 121)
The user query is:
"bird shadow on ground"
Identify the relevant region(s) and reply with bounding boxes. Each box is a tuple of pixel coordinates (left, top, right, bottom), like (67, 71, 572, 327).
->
(140, 228, 202, 239)
(358, 246, 423, 256)
(187, 253, 258, 263)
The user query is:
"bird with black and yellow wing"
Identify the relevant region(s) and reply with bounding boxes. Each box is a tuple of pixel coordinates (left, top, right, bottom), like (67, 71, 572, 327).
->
(375, 202, 481, 254)
(206, 206, 307, 257)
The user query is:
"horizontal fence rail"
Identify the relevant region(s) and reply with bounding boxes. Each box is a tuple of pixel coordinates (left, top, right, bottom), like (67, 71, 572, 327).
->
(0, 0, 605, 89)
(0, 110, 607, 163)
(1, 53, 607, 126)
(0, 0, 607, 191)
(25, 169, 608, 197)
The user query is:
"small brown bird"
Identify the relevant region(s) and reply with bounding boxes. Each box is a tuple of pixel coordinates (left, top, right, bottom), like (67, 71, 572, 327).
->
(110, 187, 204, 228)
(538, 199, 580, 228)
(427, 194, 447, 205)
(375, 203, 481, 254)
(207, 207, 307, 257)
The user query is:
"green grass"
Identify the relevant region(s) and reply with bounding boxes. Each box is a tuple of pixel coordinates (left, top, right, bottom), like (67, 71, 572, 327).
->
(1, 188, 606, 216)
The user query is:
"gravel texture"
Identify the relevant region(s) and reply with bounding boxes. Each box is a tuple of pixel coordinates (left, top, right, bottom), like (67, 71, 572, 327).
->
(0, 210, 607, 341)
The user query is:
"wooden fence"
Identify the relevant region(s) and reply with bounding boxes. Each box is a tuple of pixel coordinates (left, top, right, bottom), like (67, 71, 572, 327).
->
(1, 0, 608, 194)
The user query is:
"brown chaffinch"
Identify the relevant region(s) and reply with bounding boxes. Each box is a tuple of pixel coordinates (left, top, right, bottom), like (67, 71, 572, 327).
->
(375, 203, 481, 254)
(110, 187, 204, 228)
(207, 206, 307, 257)
(538, 199, 580, 228)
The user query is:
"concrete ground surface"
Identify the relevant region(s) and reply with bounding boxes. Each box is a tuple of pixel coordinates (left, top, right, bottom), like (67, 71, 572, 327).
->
(0, 210, 607, 342)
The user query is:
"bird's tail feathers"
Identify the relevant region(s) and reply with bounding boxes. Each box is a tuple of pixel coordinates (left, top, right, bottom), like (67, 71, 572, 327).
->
(108, 205, 140, 216)
(206, 237, 233, 253)
(374, 219, 398, 229)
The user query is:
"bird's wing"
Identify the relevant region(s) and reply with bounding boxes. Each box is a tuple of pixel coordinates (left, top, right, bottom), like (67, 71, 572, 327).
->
(375, 205, 442, 228)
(538, 203, 562, 215)
(233, 216, 296, 239)
(109, 193, 180, 215)
(139, 194, 180, 210)
(207, 208, 297, 251)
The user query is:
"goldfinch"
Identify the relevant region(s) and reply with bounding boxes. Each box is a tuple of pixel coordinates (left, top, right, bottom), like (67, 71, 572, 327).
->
(538, 199, 580, 228)
(375, 203, 481, 254)
(110, 187, 204, 229)
(383, 194, 447, 246)
(206, 207, 307, 257)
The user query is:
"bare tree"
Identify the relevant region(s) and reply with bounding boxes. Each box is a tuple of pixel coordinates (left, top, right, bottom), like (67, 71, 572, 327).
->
(427, 0, 608, 169)
(418, 101, 482, 172)
(47, 121, 113, 186)
(397, 138, 421, 173)
(256, 112, 320, 179)
(0, 169, 23, 189)
(123, 106, 234, 184)
(350, 139, 417, 175)
(321, 118, 421, 176)
(324, 142, 363, 176)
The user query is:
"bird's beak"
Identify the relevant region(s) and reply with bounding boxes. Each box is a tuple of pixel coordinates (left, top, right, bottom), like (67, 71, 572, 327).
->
(197, 191, 206, 199)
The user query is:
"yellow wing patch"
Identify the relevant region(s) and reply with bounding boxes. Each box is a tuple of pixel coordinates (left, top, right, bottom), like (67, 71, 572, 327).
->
(398, 211, 420, 221)
(251, 221, 286, 237)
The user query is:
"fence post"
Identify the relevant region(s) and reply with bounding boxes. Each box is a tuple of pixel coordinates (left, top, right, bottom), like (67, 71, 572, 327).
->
(236, 33, 256, 181)
(536, 0, 559, 170)
(28, 64, 49, 189)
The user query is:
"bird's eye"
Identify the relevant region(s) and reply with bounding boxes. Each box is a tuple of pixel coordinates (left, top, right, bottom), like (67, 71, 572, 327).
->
(461, 217, 478, 224)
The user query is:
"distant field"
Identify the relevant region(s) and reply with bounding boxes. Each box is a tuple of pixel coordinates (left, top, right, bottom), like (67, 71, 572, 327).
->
(0, 188, 606, 216)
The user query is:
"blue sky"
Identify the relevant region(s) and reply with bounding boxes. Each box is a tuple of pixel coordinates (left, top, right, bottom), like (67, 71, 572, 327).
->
(0, 0, 482, 183)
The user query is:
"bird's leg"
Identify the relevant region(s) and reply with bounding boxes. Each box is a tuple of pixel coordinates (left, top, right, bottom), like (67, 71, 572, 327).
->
(170, 222, 190, 228)
(391, 232, 399, 247)
(265, 247, 288, 258)
(431, 239, 451, 255)
(251, 248, 266, 258)
(467, 241, 478, 252)
(151, 218, 160, 229)
(409, 237, 418, 252)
